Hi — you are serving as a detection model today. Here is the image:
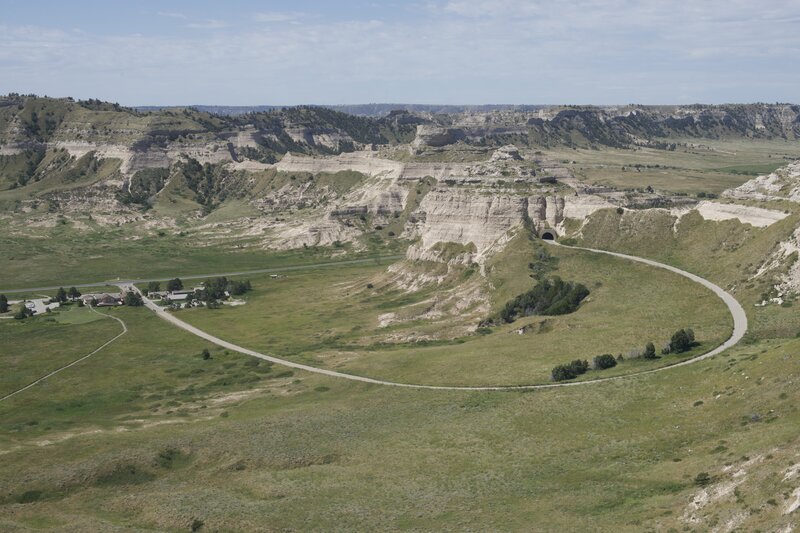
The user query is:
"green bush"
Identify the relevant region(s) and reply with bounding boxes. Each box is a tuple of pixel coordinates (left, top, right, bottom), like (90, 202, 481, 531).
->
(498, 277, 589, 323)
(593, 354, 617, 370)
(551, 359, 590, 381)
(551, 364, 576, 382)
(670, 328, 697, 354)
(643, 342, 657, 359)
(693, 472, 712, 486)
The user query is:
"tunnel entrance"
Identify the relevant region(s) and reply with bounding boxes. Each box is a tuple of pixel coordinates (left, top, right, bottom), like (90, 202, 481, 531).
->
(541, 231, 555, 241)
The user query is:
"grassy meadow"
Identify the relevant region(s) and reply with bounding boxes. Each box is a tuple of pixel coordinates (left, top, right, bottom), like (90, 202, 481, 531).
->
(0, 298, 797, 531)
(544, 138, 800, 194)
(2, 136, 800, 530)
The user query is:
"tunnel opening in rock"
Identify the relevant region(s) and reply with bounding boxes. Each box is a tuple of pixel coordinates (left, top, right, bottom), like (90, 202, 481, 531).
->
(541, 231, 555, 241)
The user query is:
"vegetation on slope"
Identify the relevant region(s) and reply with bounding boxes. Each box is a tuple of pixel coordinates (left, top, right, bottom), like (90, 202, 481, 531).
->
(489, 276, 589, 324)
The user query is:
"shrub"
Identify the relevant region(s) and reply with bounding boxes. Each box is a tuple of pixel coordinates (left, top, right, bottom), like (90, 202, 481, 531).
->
(643, 342, 657, 359)
(498, 277, 589, 323)
(694, 472, 712, 486)
(202, 349, 211, 360)
(14, 306, 32, 320)
(593, 354, 617, 370)
(0, 294, 8, 313)
(568, 359, 589, 375)
(551, 364, 576, 382)
(552, 359, 589, 381)
(670, 328, 695, 353)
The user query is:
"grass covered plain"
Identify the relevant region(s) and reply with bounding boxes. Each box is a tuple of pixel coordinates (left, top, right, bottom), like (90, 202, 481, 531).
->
(0, 232, 797, 530)
(0, 302, 797, 531)
(544, 138, 800, 195)
(173, 239, 731, 386)
(0, 220, 405, 290)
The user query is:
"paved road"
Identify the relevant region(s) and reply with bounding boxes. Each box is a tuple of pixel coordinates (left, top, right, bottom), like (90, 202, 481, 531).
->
(0, 306, 128, 403)
(0, 255, 405, 294)
(132, 243, 748, 391)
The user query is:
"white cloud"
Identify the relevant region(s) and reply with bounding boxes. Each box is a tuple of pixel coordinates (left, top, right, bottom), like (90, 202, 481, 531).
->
(157, 12, 188, 20)
(1, 1, 799, 104)
(254, 11, 304, 23)
(186, 19, 229, 30)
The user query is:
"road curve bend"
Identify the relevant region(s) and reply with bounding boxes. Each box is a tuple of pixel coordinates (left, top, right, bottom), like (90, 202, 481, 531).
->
(135, 243, 748, 391)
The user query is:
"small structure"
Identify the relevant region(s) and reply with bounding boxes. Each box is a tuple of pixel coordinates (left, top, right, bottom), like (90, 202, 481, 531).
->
(170, 290, 195, 296)
(167, 293, 190, 302)
(81, 293, 122, 307)
(96, 294, 122, 307)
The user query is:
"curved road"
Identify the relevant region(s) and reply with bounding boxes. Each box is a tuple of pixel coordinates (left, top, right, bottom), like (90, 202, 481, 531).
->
(132, 242, 748, 391)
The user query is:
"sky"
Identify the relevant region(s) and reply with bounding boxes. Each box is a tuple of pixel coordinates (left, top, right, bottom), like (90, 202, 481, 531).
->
(0, 0, 799, 106)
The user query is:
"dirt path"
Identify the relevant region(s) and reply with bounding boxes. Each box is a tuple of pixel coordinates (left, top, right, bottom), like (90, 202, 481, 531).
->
(133, 243, 748, 391)
(0, 307, 128, 403)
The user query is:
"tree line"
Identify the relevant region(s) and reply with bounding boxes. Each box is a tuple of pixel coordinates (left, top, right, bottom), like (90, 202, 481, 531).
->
(551, 328, 700, 382)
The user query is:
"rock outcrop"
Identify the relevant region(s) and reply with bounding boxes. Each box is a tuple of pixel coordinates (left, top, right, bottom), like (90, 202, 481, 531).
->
(722, 161, 800, 203)
(411, 125, 466, 149)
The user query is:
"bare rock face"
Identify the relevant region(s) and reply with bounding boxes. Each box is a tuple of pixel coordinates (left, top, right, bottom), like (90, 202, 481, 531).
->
(723, 161, 800, 202)
(411, 125, 465, 149)
(490, 145, 523, 161)
(719, 161, 800, 302)
(272, 219, 362, 249)
(276, 152, 404, 178)
(405, 189, 529, 264)
(285, 127, 357, 152)
(692, 201, 789, 228)
(405, 187, 619, 266)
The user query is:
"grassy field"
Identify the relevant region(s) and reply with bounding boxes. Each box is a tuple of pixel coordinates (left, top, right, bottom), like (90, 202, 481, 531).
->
(0, 220, 406, 290)
(2, 134, 800, 529)
(0, 301, 797, 531)
(0, 308, 119, 398)
(575, 201, 800, 341)
(171, 237, 731, 386)
(0, 224, 797, 530)
(543, 138, 800, 195)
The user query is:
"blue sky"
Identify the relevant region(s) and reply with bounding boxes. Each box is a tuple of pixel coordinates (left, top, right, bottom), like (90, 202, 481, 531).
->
(1, 0, 799, 105)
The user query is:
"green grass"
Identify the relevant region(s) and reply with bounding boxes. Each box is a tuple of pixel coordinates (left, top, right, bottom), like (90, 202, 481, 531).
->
(173, 238, 731, 386)
(0, 306, 291, 441)
(0, 313, 797, 530)
(0, 221, 404, 290)
(544, 138, 800, 195)
(0, 312, 120, 397)
(575, 204, 800, 340)
(0, 222, 797, 530)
